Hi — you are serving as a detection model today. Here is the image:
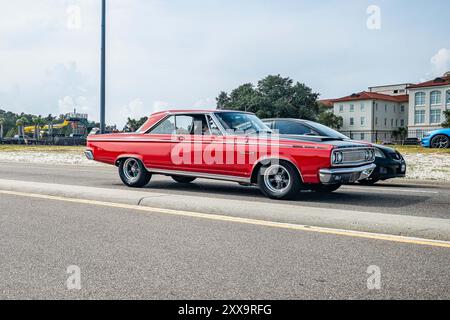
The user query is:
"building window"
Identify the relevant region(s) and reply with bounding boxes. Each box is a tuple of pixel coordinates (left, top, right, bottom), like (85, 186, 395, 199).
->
(385, 104, 388, 112)
(430, 109, 441, 124)
(384, 118, 387, 126)
(375, 103, 378, 111)
(360, 133, 365, 140)
(339, 105, 344, 112)
(350, 118, 355, 126)
(391, 119, 394, 127)
(415, 110, 425, 124)
(446, 90, 450, 105)
(415, 92, 425, 106)
(350, 133, 354, 139)
(401, 119, 405, 127)
(396, 119, 398, 127)
(400, 105, 405, 112)
(375, 117, 378, 125)
(361, 117, 365, 126)
(350, 104, 355, 112)
(430, 91, 442, 105)
(361, 103, 365, 111)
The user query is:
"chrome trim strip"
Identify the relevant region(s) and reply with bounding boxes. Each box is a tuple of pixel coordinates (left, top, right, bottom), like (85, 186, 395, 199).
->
(144, 167, 251, 184)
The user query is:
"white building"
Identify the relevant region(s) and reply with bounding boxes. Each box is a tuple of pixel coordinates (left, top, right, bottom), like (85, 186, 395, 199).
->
(407, 72, 450, 136)
(369, 83, 412, 96)
(331, 91, 409, 143)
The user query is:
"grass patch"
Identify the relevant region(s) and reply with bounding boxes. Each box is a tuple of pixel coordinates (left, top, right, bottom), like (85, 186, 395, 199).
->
(0, 145, 85, 153)
(386, 145, 450, 155)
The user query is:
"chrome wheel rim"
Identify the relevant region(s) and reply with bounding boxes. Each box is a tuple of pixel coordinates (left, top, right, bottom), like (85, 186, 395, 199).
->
(432, 136, 449, 149)
(263, 165, 291, 194)
(123, 158, 141, 183)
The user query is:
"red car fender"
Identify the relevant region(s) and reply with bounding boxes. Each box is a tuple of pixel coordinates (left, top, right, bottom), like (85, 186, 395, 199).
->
(250, 154, 303, 182)
(114, 154, 145, 166)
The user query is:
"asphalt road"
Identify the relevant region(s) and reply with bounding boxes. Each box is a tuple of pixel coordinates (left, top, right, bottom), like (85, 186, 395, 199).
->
(0, 161, 449, 299)
(0, 193, 449, 300)
(1, 162, 449, 219)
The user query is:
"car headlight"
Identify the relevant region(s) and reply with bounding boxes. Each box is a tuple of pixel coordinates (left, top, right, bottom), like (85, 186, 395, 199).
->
(333, 151, 343, 164)
(363, 149, 375, 161)
(423, 132, 432, 138)
(375, 148, 385, 158)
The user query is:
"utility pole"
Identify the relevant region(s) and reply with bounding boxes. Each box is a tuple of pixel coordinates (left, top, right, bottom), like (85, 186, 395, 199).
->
(100, 0, 106, 134)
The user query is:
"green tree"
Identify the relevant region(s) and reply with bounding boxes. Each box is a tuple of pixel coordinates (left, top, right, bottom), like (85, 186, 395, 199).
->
(216, 75, 320, 120)
(123, 117, 148, 132)
(16, 117, 27, 137)
(317, 109, 343, 130)
(0, 117, 5, 140)
(442, 110, 450, 128)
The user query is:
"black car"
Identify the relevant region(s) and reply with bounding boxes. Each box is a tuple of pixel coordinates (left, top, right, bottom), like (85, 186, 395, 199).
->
(263, 118, 406, 185)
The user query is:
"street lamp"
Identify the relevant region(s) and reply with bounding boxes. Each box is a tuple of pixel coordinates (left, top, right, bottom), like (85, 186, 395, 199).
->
(100, 0, 106, 134)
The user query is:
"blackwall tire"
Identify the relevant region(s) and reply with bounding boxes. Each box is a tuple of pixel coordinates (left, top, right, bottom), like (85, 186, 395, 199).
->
(311, 184, 342, 193)
(118, 158, 151, 188)
(431, 135, 450, 149)
(172, 176, 197, 184)
(257, 161, 301, 200)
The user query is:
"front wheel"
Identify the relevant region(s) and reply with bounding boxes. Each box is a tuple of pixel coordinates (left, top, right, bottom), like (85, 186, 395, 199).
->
(311, 184, 342, 193)
(119, 158, 151, 188)
(257, 161, 302, 200)
(431, 135, 450, 149)
(172, 176, 197, 184)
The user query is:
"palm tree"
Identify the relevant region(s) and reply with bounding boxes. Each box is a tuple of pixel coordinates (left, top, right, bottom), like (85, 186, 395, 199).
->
(16, 118, 24, 137)
(0, 117, 5, 140)
(46, 114, 55, 137)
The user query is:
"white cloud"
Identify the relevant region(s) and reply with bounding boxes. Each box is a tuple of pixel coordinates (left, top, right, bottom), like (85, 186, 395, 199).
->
(193, 98, 215, 109)
(431, 48, 450, 77)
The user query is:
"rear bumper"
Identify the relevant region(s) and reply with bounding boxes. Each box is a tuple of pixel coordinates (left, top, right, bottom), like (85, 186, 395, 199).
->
(319, 164, 377, 185)
(84, 150, 94, 160)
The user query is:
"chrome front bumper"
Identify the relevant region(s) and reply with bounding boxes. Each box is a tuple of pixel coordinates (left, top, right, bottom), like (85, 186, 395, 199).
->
(84, 150, 94, 161)
(319, 164, 376, 185)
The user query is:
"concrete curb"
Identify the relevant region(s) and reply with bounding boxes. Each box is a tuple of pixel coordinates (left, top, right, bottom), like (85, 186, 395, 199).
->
(0, 178, 449, 241)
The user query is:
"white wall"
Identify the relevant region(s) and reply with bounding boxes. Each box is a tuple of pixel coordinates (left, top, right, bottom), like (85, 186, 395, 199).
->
(408, 86, 450, 133)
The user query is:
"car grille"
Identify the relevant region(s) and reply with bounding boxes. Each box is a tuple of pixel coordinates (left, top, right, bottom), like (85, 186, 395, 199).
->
(332, 147, 375, 167)
(342, 150, 367, 163)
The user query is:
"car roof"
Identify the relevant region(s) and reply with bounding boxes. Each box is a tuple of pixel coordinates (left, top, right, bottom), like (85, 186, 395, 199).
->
(152, 110, 254, 116)
(263, 118, 308, 123)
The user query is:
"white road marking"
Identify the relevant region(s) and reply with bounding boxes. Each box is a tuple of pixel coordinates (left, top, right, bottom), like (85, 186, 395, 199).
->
(1, 189, 450, 249)
(343, 186, 440, 194)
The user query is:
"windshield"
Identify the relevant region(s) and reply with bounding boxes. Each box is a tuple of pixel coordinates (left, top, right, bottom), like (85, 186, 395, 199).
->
(305, 121, 349, 139)
(215, 112, 271, 135)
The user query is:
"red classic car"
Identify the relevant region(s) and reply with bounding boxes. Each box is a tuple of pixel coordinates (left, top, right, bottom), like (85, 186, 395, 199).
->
(86, 110, 376, 199)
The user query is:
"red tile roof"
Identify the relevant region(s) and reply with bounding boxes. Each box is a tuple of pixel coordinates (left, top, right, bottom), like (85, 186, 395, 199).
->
(318, 99, 334, 107)
(407, 75, 450, 89)
(331, 91, 409, 104)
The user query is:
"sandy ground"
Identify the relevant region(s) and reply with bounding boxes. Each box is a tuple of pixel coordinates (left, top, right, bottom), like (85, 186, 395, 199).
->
(0, 151, 449, 181)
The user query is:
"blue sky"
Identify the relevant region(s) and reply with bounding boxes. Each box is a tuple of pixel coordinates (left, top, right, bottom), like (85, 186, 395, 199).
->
(1, 0, 449, 127)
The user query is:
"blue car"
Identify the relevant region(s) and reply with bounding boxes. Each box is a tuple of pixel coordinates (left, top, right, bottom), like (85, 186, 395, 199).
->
(421, 128, 450, 148)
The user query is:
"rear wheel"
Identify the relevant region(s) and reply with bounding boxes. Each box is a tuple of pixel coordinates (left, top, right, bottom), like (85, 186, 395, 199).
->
(431, 135, 450, 149)
(172, 176, 197, 184)
(311, 184, 342, 193)
(119, 158, 151, 188)
(257, 161, 302, 200)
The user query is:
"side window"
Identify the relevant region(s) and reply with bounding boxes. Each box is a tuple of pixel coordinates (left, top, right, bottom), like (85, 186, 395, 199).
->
(175, 116, 194, 135)
(206, 115, 222, 136)
(149, 116, 175, 135)
(276, 121, 318, 135)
